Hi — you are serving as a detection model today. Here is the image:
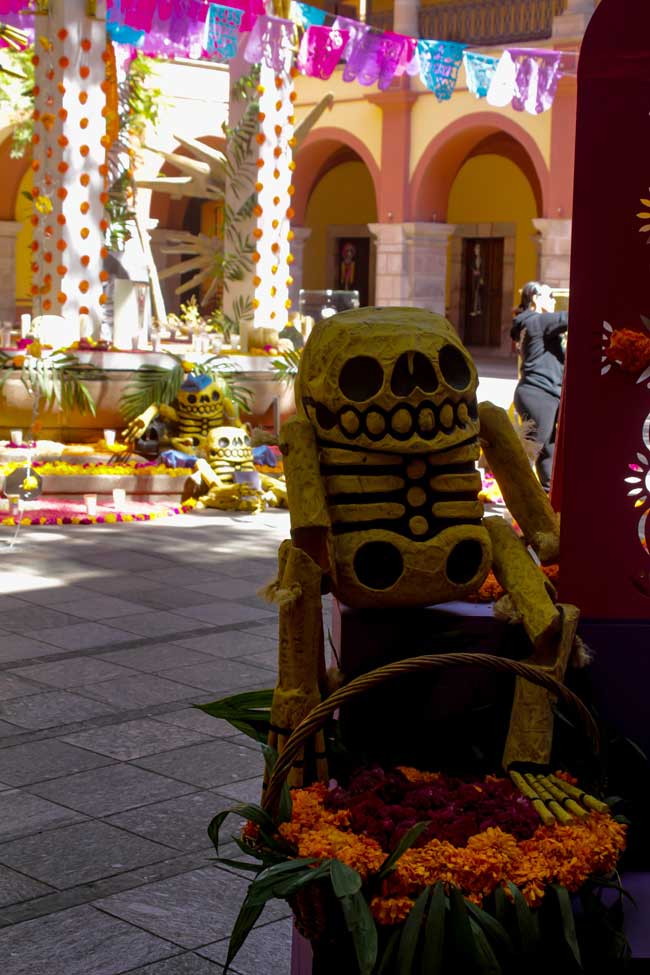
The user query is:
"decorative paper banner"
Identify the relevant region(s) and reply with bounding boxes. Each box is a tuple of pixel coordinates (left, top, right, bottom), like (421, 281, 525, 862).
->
(297, 24, 348, 80)
(0, 0, 26, 12)
(393, 35, 418, 76)
(509, 48, 564, 114)
(205, 2, 243, 60)
(463, 50, 498, 99)
(342, 30, 412, 90)
(486, 50, 518, 107)
(106, 0, 145, 46)
(331, 14, 370, 61)
(139, 0, 208, 58)
(417, 39, 465, 101)
(243, 14, 294, 73)
(121, 0, 157, 32)
(295, 2, 326, 29)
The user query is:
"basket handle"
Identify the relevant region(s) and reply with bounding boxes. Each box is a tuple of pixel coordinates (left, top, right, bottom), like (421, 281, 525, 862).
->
(263, 651, 599, 816)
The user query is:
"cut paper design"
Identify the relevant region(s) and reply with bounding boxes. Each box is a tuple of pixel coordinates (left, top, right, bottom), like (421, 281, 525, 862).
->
(121, 0, 157, 31)
(295, 2, 326, 29)
(463, 51, 498, 99)
(394, 35, 418, 77)
(417, 39, 465, 101)
(509, 49, 563, 115)
(297, 25, 349, 80)
(243, 14, 295, 73)
(142, 0, 208, 58)
(205, 3, 243, 60)
(342, 30, 411, 90)
(487, 50, 518, 107)
(331, 15, 370, 61)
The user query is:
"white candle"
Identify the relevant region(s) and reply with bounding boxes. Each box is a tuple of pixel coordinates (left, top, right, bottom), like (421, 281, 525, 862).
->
(10, 429, 23, 445)
(83, 494, 97, 516)
(20, 314, 31, 338)
(112, 488, 126, 510)
(103, 429, 116, 446)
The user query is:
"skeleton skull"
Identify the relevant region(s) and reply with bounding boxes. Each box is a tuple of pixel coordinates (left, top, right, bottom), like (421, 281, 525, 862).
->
(297, 307, 480, 455)
(207, 426, 253, 472)
(177, 373, 224, 420)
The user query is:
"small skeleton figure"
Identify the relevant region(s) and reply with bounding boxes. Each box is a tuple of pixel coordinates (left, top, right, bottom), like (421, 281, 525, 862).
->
(122, 372, 240, 455)
(263, 307, 578, 787)
(183, 426, 287, 512)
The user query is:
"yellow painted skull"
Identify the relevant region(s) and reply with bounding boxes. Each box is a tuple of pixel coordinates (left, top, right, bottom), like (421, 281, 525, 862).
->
(176, 373, 224, 422)
(207, 426, 253, 472)
(297, 307, 480, 455)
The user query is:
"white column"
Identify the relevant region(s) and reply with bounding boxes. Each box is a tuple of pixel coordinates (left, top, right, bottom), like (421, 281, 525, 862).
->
(532, 218, 572, 289)
(32, 1, 107, 336)
(393, 0, 419, 37)
(0, 221, 21, 324)
(287, 226, 310, 309)
(368, 222, 455, 314)
(553, 0, 596, 39)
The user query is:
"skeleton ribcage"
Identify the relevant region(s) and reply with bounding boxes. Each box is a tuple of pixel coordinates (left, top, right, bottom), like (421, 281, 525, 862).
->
(212, 460, 256, 483)
(319, 439, 484, 542)
(178, 414, 219, 440)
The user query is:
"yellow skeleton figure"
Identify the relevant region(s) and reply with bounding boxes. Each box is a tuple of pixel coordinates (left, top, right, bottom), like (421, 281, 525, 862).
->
(183, 426, 287, 512)
(122, 372, 240, 454)
(264, 308, 578, 787)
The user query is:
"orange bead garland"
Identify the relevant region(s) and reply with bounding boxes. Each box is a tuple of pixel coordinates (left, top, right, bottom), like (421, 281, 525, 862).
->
(80, 228, 90, 240)
(79, 280, 90, 293)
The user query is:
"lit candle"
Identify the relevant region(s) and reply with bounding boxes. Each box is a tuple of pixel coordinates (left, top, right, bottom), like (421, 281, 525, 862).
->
(83, 494, 97, 516)
(112, 488, 125, 510)
(20, 314, 31, 338)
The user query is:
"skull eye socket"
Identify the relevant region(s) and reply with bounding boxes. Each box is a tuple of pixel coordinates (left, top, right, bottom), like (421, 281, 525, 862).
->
(187, 394, 197, 404)
(218, 437, 229, 447)
(391, 352, 438, 397)
(438, 345, 472, 391)
(338, 356, 384, 403)
(212, 391, 220, 401)
(244, 435, 251, 446)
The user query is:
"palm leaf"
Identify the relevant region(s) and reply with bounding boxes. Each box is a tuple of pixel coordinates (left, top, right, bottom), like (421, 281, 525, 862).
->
(120, 363, 184, 420)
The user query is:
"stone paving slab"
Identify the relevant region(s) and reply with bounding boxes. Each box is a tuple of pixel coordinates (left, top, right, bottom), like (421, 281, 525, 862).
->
(133, 739, 264, 790)
(61, 717, 214, 761)
(198, 917, 293, 974)
(0, 510, 294, 974)
(0, 689, 117, 730)
(0, 903, 177, 975)
(0, 789, 89, 843)
(0, 820, 176, 889)
(105, 791, 231, 853)
(0, 738, 113, 787)
(26, 763, 197, 818)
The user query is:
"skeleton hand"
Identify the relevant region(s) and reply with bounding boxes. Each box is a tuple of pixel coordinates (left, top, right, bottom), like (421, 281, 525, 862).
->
(121, 405, 158, 444)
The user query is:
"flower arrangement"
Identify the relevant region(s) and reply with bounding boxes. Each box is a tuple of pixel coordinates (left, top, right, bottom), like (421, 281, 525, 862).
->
(0, 497, 197, 528)
(203, 657, 630, 975)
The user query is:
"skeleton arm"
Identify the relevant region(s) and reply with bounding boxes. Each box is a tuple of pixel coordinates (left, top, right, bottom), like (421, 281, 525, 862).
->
(281, 415, 332, 571)
(478, 401, 560, 564)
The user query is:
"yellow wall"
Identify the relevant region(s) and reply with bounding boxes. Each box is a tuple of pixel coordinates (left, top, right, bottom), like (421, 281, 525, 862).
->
(302, 160, 377, 291)
(447, 153, 539, 307)
(14, 168, 33, 306)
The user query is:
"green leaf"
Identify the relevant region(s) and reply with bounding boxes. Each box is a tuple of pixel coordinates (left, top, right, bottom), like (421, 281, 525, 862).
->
(493, 886, 508, 928)
(549, 884, 582, 968)
(224, 895, 265, 973)
(398, 886, 430, 975)
(340, 890, 378, 975)
(207, 802, 277, 854)
(377, 928, 401, 975)
(330, 860, 362, 898)
(507, 883, 539, 955)
(195, 689, 273, 743)
(468, 917, 502, 974)
(377, 821, 430, 881)
(261, 743, 292, 824)
(247, 859, 329, 906)
(213, 857, 263, 874)
(421, 882, 445, 975)
(447, 886, 479, 970)
(465, 900, 513, 956)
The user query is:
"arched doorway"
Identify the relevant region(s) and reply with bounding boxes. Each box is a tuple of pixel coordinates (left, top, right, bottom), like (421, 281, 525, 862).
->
(410, 115, 548, 351)
(294, 132, 380, 313)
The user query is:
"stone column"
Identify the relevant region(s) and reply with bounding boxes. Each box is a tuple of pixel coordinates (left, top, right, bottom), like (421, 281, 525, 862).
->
(553, 0, 596, 39)
(287, 226, 310, 310)
(368, 222, 455, 314)
(532, 218, 572, 289)
(0, 221, 21, 324)
(32, 1, 108, 336)
(393, 0, 419, 37)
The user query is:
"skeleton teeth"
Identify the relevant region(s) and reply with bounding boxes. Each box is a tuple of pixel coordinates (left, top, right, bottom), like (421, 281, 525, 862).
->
(390, 408, 414, 436)
(417, 407, 437, 435)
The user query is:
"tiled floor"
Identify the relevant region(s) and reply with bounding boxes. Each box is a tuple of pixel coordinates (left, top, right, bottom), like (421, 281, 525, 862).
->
(0, 508, 299, 974)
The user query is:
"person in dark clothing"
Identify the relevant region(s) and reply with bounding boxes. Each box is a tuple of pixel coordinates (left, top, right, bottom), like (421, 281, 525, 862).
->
(510, 281, 568, 492)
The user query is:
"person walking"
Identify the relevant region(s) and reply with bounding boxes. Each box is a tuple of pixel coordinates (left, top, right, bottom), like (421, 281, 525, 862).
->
(510, 281, 568, 492)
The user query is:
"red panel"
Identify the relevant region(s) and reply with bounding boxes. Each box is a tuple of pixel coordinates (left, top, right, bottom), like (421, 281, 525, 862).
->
(557, 0, 650, 618)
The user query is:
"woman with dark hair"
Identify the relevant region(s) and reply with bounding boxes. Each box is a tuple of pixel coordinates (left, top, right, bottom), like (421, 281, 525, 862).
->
(510, 281, 568, 492)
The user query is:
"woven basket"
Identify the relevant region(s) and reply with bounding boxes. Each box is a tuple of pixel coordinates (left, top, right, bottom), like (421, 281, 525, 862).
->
(262, 652, 599, 956)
